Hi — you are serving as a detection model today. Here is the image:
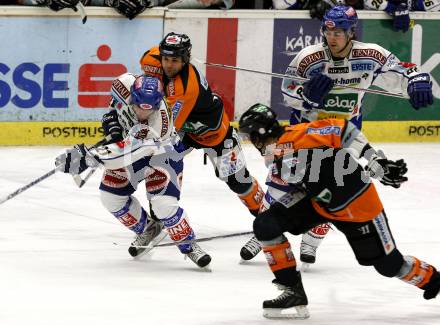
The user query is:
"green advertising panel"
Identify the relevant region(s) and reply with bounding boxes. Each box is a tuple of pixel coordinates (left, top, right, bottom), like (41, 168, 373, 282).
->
(361, 20, 440, 121)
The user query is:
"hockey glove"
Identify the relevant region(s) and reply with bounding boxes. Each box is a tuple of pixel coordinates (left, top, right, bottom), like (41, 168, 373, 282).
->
(385, 0, 410, 33)
(309, 1, 332, 20)
(407, 73, 434, 110)
(36, 0, 81, 11)
(102, 110, 123, 143)
(105, 0, 153, 20)
(55, 144, 101, 175)
(365, 150, 408, 188)
(301, 73, 334, 110)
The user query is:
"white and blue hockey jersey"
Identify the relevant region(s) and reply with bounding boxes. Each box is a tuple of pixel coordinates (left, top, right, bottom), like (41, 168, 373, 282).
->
(281, 41, 424, 128)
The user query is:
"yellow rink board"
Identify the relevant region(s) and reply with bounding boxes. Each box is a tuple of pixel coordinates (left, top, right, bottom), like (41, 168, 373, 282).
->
(0, 121, 440, 145)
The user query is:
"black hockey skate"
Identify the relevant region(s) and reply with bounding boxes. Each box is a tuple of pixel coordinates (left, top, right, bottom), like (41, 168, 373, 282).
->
(263, 280, 310, 319)
(185, 242, 212, 270)
(423, 270, 440, 300)
(240, 236, 262, 261)
(128, 220, 167, 258)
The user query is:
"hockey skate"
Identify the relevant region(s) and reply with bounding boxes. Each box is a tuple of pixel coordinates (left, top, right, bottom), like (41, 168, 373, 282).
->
(184, 242, 212, 270)
(263, 280, 310, 319)
(300, 240, 317, 271)
(423, 270, 440, 300)
(240, 236, 262, 261)
(128, 220, 167, 258)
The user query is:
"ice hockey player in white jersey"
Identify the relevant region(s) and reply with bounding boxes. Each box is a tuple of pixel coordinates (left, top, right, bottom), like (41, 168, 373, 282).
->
(279, 5, 434, 268)
(56, 73, 211, 269)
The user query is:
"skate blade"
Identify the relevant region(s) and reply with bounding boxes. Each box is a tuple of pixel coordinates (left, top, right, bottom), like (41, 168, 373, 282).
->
(263, 305, 310, 319)
(200, 264, 212, 272)
(131, 231, 168, 259)
(300, 262, 312, 272)
(183, 256, 213, 272)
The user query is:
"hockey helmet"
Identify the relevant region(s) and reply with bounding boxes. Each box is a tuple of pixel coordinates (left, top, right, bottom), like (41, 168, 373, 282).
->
(239, 103, 284, 153)
(322, 5, 358, 32)
(130, 76, 164, 110)
(159, 32, 192, 63)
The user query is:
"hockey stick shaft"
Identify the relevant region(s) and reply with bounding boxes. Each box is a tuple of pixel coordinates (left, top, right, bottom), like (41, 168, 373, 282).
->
(74, 2, 87, 24)
(129, 230, 254, 248)
(194, 59, 407, 99)
(0, 169, 58, 205)
(0, 136, 111, 205)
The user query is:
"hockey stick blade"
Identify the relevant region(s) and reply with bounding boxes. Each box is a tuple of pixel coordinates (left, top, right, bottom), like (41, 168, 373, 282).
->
(125, 230, 254, 249)
(72, 167, 98, 188)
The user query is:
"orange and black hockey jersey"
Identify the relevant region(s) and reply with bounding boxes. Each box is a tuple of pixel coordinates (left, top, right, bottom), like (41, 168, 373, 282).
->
(140, 47, 229, 148)
(162, 63, 229, 147)
(269, 118, 383, 222)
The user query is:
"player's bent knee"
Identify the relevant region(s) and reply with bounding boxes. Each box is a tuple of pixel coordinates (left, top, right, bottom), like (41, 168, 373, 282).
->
(253, 208, 284, 241)
(150, 195, 179, 220)
(373, 249, 405, 278)
(100, 189, 130, 212)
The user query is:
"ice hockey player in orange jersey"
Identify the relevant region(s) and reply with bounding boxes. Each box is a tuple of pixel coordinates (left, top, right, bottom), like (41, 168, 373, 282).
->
(238, 104, 440, 319)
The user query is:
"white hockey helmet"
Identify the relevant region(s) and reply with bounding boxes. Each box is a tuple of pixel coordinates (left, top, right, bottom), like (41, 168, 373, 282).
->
(110, 73, 138, 133)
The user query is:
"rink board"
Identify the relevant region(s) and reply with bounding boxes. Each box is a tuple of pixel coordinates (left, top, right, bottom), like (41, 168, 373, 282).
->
(1, 120, 440, 145)
(0, 7, 439, 144)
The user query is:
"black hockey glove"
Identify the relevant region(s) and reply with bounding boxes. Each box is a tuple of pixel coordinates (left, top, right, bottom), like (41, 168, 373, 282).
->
(55, 144, 101, 175)
(301, 73, 334, 110)
(36, 0, 81, 11)
(309, 1, 332, 21)
(102, 110, 124, 143)
(365, 151, 408, 188)
(105, 0, 152, 20)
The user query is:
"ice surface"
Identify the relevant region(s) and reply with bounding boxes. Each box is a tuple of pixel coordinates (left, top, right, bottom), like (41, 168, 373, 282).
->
(0, 143, 439, 325)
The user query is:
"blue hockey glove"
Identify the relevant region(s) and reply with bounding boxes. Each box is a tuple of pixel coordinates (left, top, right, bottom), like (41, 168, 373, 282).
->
(55, 144, 100, 175)
(407, 73, 434, 110)
(301, 73, 334, 110)
(385, 0, 410, 32)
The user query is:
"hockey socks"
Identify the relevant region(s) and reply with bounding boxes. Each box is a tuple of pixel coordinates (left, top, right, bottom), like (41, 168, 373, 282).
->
(238, 178, 264, 216)
(261, 237, 309, 319)
(161, 207, 211, 268)
(397, 255, 440, 299)
(300, 223, 331, 264)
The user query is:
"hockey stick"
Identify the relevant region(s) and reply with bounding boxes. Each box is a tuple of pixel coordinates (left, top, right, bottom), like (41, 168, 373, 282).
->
(127, 230, 254, 249)
(73, 2, 87, 24)
(0, 135, 111, 205)
(193, 58, 408, 99)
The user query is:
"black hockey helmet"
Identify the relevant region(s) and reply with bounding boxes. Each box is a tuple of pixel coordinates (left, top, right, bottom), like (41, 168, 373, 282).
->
(159, 32, 192, 63)
(239, 103, 284, 153)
